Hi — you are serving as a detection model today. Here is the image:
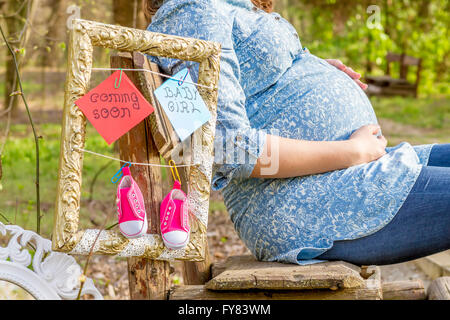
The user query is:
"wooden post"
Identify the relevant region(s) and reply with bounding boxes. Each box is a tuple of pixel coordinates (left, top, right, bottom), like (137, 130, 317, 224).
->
(131, 52, 213, 285)
(111, 52, 170, 300)
(182, 243, 212, 285)
(169, 163, 212, 285)
(132, 53, 213, 286)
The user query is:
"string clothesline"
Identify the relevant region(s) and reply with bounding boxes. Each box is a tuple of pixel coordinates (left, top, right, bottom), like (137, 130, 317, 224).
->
(76, 67, 213, 167)
(91, 67, 214, 90)
(74, 147, 197, 168)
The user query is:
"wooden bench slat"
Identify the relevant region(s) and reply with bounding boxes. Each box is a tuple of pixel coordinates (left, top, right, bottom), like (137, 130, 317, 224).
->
(170, 284, 382, 300)
(381, 280, 426, 300)
(207, 255, 374, 291)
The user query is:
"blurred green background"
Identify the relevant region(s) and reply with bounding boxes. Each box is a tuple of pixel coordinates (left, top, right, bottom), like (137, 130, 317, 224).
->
(0, 0, 448, 237)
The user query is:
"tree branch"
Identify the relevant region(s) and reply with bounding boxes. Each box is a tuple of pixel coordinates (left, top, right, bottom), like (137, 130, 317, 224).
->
(0, 23, 41, 234)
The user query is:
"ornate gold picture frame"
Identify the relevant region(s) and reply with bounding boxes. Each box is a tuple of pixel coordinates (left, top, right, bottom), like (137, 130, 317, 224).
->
(52, 19, 221, 261)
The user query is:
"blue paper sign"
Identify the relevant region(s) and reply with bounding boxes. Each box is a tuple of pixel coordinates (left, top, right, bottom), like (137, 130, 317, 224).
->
(154, 68, 211, 142)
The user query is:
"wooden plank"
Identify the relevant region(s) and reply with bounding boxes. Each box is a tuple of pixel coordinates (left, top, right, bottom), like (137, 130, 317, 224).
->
(111, 52, 170, 300)
(365, 76, 410, 86)
(206, 255, 368, 291)
(381, 281, 426, 300)
(169, 285, 382, 300)
(132, 52, 179, 159)
(375, 87, 416, 97)
(414, 251, 450, 279)
(134, 51, 213, 285)
(386, 52, 403, 62)
(402, 55, 421, 66)
(428, 277, 450, 300)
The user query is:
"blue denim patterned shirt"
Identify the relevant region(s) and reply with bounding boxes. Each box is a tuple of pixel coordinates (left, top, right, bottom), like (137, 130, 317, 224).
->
(147, 0, 434, 264)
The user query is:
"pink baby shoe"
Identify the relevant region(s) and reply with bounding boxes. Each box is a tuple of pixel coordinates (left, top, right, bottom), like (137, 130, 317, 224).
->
(116, 166, 148, 238)
(160, 180, 190, 250)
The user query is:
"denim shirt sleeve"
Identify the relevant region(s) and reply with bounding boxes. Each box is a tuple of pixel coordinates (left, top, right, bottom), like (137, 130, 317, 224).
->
(147, 0, 267, 191)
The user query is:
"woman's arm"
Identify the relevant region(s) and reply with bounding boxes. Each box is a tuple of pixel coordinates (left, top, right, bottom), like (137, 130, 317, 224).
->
(251, 124, 387, 178)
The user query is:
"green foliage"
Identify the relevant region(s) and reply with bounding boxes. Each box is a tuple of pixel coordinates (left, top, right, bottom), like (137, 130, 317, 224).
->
(58, 42, 66, 51)
(278, 0, 449, 96)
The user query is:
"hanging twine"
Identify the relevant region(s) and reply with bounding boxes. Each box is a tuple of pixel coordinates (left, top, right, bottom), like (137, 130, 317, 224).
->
(91, 67, 214, 90)
(73, 147, 197, 168)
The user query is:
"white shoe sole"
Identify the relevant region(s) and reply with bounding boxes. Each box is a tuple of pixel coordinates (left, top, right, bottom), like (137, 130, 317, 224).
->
(162, 233, 190, 250)
(119, 217, 148, 239)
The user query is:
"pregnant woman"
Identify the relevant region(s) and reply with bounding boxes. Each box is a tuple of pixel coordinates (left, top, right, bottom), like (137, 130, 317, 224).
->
(146, 0, 450, 265)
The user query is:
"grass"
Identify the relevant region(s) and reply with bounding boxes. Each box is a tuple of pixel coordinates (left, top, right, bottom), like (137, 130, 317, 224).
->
(0, 79, 44, 97)
(370, 96, 450, 129)
(371, 96, 450, 146)
(0, 96, 448, 238)
(0, 122, 116, 235)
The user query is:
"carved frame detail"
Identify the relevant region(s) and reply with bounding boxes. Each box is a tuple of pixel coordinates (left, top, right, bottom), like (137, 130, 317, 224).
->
(52, 19, 220, 261)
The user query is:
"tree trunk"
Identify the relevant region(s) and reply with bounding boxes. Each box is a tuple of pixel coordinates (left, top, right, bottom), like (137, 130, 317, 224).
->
(2, 0, 39, 114)
(113, 0, 147, 29)
(3, 0, 26, 114)
(42, 0, 68, 68)
(111, 52, 170, 300)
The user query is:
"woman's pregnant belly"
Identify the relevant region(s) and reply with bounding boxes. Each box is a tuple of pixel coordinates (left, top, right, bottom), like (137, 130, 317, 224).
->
(246, 53, 378, 141)
(223, 53, 426, 255)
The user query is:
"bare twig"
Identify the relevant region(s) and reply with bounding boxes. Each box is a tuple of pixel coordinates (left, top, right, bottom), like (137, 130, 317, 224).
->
(0, 211, 11, 224)
(0, 0, 28, 19)
(14, 198, 18, 225)
(76, 209, 114, 300)
(88, 160, 113, 202)
(76, 191, 116, 299)
(76, 230, 102, 300)
(105, 222, 118, 230)
(0, 24, 41, 235)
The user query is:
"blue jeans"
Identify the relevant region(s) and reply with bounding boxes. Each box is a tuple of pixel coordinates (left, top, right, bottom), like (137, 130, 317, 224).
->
(316, 143, 450, 265)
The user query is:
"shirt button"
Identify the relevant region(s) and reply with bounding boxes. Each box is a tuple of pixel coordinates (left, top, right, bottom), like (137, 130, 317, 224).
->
(275, 16, 280, 20)
(252, 6, 258, 12)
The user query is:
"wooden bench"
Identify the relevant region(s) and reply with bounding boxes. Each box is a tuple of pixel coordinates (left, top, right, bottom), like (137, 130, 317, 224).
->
(365, 52, 422, 98)
(170, 255, 427, 300)
(117, 52, 428, 300)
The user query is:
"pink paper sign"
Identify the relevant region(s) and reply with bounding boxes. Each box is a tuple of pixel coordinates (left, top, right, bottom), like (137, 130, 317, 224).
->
(74, 70, 154, 145)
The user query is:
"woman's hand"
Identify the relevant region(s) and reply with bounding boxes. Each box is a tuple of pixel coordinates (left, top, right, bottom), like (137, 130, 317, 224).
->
(325, 59, 368, 91)
(348, 124, 387, 165)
